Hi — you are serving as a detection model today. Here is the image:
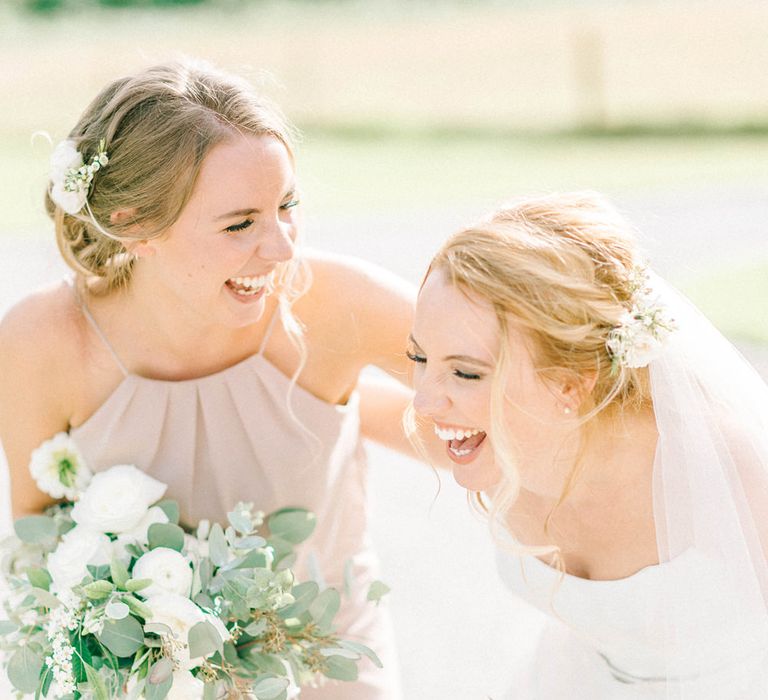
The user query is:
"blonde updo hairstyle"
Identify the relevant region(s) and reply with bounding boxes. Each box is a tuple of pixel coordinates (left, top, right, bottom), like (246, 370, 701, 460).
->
(421, 192, 652, 559)
(46, 58, 299, 296)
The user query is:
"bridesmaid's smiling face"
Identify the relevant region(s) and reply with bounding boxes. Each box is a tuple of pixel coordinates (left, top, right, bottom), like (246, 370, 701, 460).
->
(132, 133, 300, 329)
(410, 268, 568, 492)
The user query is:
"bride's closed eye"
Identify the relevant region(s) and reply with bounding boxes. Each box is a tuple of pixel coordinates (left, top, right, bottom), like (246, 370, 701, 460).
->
(224, 219, 253, 233)
(406, 350, 426, 364)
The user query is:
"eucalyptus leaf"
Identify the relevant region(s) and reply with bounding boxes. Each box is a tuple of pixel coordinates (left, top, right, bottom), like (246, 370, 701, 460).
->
(199, 557, 213, 589)
(145, 672, 173, 700)
(144, 622, 173, 637)
(25, 567, 52, 592)
(338, 639, 383, 668)
(319, 647, 360, 659)
(83, 579, 115, 600)
(222, 641, 239, 665)
(147, 523, 185, 552)
(203, 682, 219, 700)
(7, 645, 44, 693)
(343, 559, 354, 599)
(87, 564, 111, 580)
(97, 615, 144, 658)
(208, 523, 228, 567)
(105, 602, 130, 620)
(154, 499, 180, 525)
(252, 675, 289, 700)
(278, 581, 319, 618)
(29, 587, 61, 609)
(0, 620, 18, 634)
(308, 588, 340, 633)
(366, 580, 391, 605)
(148, 656, 174, 685)
(188, 620, 223, 659)
(85, 663, 110, 700)
(236, 535, 267, 549)
(323, 654, 359, 682)
(110, 557, 130, 589)
(267, 508, 316, 545)
(125, 578, 153, 592)
(227, 510, 253, 534)
(14, 515, 57, 544)
(124, 596, 152, 620)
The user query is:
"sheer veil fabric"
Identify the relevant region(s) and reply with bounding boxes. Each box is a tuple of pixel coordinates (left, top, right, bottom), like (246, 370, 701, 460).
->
(650, 275, 768, 697)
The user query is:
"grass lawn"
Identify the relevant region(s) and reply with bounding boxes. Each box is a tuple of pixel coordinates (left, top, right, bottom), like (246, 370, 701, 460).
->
(680, 261, 768, 345)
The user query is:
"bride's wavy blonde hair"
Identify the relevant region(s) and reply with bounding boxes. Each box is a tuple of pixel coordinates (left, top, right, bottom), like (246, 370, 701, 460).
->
(408, 191, 653, 564)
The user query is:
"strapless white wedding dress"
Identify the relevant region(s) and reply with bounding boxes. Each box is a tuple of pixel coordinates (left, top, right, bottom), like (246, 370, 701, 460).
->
(495, 539, 768, 699)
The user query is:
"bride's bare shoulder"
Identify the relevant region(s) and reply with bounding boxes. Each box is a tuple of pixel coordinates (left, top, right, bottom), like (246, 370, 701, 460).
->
(0, 281, 86, 377)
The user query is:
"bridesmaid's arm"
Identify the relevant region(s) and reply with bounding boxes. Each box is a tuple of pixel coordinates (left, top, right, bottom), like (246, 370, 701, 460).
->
(0, 289, 74, 518)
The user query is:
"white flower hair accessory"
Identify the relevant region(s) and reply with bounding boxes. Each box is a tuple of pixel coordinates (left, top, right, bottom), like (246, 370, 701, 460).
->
(49, 138, 109, 215)
(606, 267, 677, 373)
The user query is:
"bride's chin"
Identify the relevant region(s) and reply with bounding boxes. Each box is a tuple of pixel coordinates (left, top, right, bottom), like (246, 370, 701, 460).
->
(452, 461, 503, 492)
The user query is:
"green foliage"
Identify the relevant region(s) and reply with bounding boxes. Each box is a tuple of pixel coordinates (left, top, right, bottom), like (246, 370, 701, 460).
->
(97, 616, 144, 657)
(7, 646, 44, 693)
(14, 515, 57, 544)
(147, 522, 185, 552)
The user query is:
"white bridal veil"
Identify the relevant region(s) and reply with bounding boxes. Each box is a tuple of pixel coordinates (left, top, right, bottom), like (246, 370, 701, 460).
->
(650, 275, 768, 698)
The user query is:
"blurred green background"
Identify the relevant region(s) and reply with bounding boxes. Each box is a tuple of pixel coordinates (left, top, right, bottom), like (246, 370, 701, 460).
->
(2, 0, 767, 343)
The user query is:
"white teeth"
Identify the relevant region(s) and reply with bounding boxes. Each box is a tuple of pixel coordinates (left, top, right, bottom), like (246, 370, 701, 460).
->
(433, 425, 482, 441)
(449, 447, 472, 457)
(228, 272, 273, 295)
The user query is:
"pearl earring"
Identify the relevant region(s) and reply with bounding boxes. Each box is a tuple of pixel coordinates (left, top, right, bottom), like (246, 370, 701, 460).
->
(563, 407, 572, 415)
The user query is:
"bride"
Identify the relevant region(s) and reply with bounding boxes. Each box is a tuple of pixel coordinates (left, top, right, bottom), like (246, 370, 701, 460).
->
(407, 191, 768, 698)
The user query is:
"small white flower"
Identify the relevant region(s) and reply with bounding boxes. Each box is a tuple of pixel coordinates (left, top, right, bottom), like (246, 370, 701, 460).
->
(133, 547, 193, 599)
(47, 527, 112, 593)
(71, 465, 166, 534)
(29, 432, 92, 500)
(145, 593, 229, 670)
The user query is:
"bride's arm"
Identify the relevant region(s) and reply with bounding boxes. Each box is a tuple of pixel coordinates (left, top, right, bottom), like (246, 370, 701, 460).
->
(0, 290, 74, 518)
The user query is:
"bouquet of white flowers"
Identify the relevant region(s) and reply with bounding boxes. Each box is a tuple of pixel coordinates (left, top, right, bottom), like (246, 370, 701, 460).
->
(0, 434, 385, 699)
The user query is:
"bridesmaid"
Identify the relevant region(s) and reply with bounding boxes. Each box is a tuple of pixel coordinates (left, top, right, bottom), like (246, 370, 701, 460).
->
(0, 58, 412, 699)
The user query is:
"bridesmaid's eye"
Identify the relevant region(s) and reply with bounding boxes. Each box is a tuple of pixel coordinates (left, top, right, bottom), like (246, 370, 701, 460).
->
(280, 199, 300, 210)
(224, 219, 253, 233)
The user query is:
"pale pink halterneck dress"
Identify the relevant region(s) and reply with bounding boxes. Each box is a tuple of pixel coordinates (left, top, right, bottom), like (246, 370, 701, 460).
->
(69, 298, 402, 700)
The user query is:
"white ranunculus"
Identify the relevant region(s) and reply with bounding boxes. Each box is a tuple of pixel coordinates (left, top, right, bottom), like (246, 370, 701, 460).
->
(49, 140, 82, 181)
(49, 140, 87, 214)
(71, 465, 166, 534)
(50, 179, 86, 215)
(145, 594, 229, 670)
(47, 527, 112, 592)
(28, 432, 92, 500)
(167, 669, 205, 700)
(132, 548, 193, 599)
(119, 506, 169, 547)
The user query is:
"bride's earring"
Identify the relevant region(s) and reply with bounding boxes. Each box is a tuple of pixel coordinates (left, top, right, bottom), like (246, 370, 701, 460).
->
(563, 406, 572, 415)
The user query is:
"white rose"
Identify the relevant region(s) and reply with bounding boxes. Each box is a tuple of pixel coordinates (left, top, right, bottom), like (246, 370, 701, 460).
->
(48, 527, 112, 592)
(28, 432, 91, 500)
(118, 506, 169, 547)
(167, 670, 204, 700)
(71, 465, 166, 534)
(132, 548, 193, 599)
(145, 594, 229, 670)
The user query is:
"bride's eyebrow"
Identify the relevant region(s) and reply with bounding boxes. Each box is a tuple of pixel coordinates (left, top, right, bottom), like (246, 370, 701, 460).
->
(409, 334, 493, 367)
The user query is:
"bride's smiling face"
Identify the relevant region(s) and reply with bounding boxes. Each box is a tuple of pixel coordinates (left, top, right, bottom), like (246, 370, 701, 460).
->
(134, 133, 299, 328)
(410, 268, 565, 492)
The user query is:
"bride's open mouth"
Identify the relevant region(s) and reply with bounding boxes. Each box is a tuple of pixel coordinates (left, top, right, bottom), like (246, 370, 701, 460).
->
(434, 424, 487, 465)
(224, 273, 273, 303)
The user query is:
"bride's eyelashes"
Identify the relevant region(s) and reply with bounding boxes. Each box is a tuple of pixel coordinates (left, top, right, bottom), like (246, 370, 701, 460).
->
(406, 350, 484, 381)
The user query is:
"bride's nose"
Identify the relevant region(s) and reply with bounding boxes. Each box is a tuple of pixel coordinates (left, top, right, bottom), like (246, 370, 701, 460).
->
(413, 379, 451, 418)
